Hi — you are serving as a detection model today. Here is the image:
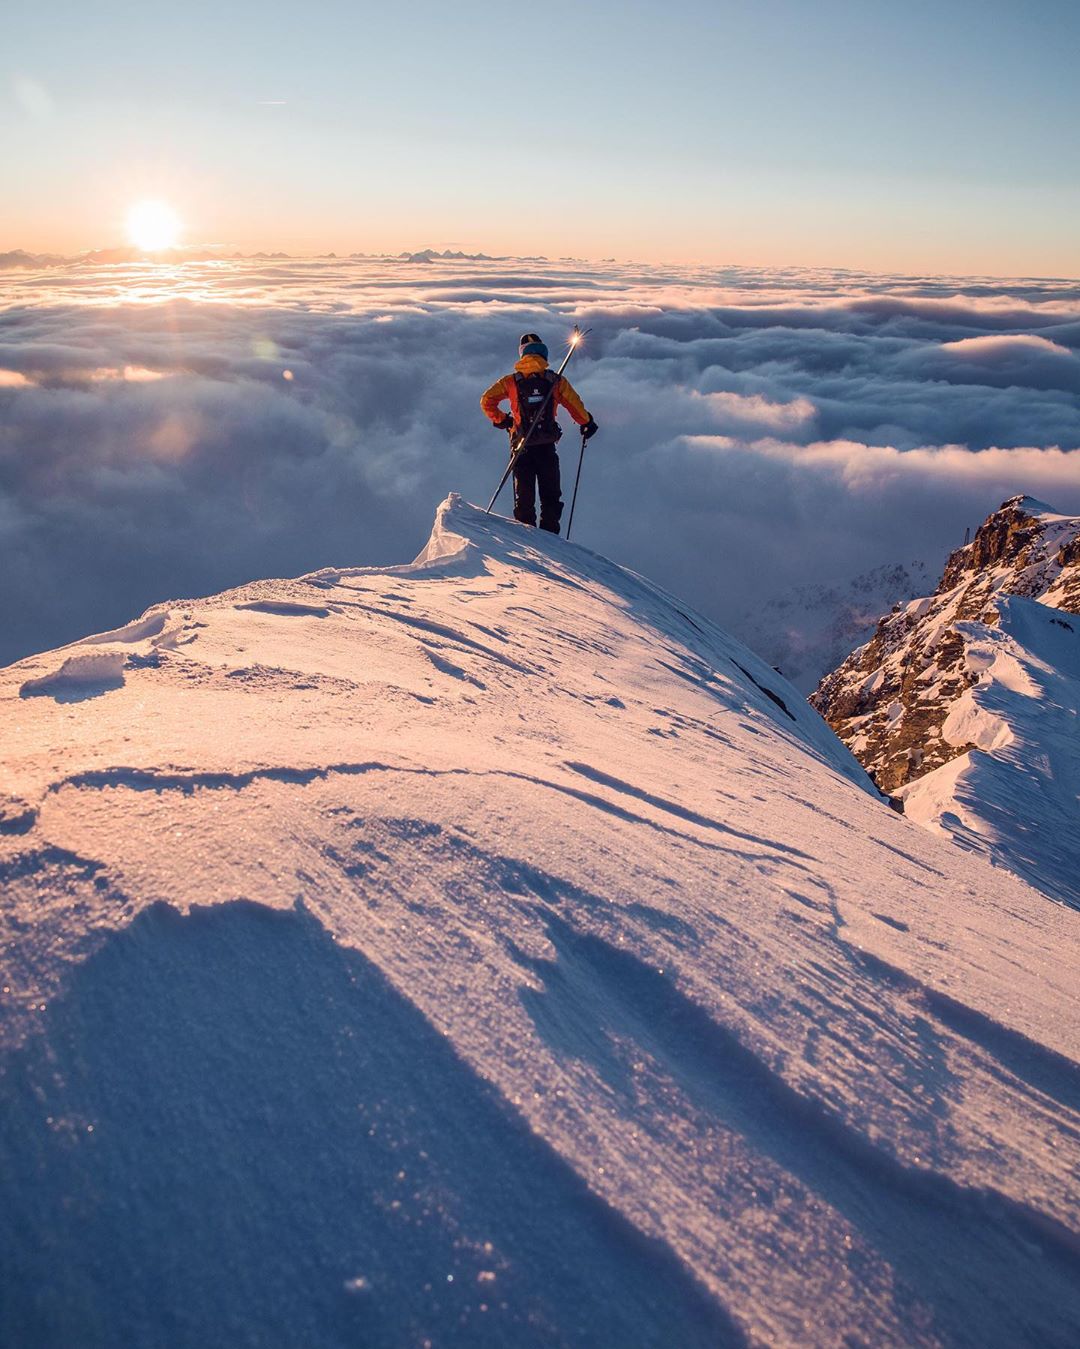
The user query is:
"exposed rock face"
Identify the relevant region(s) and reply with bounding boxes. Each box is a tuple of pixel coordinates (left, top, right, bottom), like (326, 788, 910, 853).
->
(811, 496, 1080, 794)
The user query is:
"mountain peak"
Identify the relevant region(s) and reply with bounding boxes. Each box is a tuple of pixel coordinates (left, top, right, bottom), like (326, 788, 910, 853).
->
(937, 494, 1080, 602)
(1001, 493, 1057, 515)
(812, 495, 1080, 905)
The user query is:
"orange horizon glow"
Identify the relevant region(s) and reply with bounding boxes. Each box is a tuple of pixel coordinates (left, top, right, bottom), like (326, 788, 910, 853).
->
(5, 209, 1079, 283)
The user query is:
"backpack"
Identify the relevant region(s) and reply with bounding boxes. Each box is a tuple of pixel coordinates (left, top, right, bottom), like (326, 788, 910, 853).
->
(513, 370, 562, 445)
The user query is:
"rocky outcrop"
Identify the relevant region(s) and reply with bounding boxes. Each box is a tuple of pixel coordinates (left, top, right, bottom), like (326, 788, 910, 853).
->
(811, 496, 1080, 794)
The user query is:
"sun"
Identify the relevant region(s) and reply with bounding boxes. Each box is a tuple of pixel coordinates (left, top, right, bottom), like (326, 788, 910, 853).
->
(126, 199, 183, 253)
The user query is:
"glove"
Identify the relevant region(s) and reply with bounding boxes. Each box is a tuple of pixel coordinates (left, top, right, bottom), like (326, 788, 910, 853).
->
(494, 413, 514, 431)
(581, 417, 599, 440)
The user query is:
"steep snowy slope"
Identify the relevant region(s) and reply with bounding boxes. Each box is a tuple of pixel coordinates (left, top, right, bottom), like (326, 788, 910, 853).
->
(899, 595, 1080, 907)
(812, 496, 1080, 908)
(2, 497, 1078, 1349)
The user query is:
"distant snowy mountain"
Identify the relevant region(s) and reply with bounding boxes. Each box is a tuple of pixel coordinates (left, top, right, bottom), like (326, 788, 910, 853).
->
(396, 248, 496, 262)
(813, 495, 1080, 908)
(0, 244, 500, 271)
(2, 497, 1078, 1347)
(738, 561, 934, 693)
(0, 248, 69, 270)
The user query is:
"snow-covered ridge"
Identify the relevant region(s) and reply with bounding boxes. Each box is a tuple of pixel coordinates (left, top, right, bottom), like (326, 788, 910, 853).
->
(812, 495, 1080, 905)
(2, 497, 1078, 1346)
(898, 594, 1080, 907)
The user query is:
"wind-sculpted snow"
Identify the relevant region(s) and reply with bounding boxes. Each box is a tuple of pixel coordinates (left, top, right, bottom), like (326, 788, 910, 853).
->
(1, 498, 1079, 1347)
(900, 596, 1080, 909)
(813, 496, 1080, 907)
(2, 254, 1080, 671)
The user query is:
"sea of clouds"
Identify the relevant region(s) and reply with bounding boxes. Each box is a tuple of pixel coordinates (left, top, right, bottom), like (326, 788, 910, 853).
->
(2, 256, 1079, 675)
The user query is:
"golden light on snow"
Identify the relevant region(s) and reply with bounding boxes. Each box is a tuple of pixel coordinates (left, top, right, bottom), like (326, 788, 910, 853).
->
(126, 200, 183, 253)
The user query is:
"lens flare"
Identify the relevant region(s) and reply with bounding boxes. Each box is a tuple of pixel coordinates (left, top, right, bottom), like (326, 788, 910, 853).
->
(126, 200, 182, 253)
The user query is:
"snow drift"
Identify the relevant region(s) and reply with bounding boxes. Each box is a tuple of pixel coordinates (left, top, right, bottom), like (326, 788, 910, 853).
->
(1, 496, 1078, 1348)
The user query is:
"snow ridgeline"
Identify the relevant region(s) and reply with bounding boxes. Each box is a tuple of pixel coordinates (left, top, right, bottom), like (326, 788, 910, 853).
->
(812, 495, 1080, 910)
(1, 495, 1078, 1348)
(900, 593, 1080, 908)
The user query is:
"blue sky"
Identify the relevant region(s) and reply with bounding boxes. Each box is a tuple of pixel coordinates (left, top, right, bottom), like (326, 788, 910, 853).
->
(6, 0, 1080, 271)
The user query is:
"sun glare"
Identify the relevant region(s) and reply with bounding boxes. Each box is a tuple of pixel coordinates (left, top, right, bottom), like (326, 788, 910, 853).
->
(126, 200, 182, 253)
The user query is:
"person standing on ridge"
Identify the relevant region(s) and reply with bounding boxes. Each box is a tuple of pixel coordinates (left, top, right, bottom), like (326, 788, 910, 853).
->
(481, 333, 598, 534)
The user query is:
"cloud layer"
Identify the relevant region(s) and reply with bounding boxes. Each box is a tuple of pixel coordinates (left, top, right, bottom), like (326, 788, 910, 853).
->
(2, 256, 1079, 671)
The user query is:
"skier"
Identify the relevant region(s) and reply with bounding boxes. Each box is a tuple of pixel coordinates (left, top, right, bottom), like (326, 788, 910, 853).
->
(481, 333, 598, 534)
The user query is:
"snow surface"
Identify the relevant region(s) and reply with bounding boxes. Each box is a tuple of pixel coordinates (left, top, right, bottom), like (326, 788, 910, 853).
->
(901, 595, 1080, 909)
(814, 496, 1080, 909)
(1, 496, 1079, 1348)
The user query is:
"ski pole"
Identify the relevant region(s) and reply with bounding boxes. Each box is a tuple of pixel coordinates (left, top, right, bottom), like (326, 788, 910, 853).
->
(485, 327, 590, 514)
(565, 426, 588, 541)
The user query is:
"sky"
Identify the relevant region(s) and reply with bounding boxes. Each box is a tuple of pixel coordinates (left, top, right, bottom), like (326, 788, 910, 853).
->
(4, 6, 1080, 678)
(2, 256, 1079, 676)
(5, 0, 1080, 274)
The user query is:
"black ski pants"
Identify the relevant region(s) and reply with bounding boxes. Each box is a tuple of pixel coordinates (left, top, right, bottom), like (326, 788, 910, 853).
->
(512, 442, 563, 534)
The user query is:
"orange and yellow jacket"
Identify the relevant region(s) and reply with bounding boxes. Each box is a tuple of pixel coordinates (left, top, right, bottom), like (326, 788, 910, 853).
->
(480, 354, 591, 432)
